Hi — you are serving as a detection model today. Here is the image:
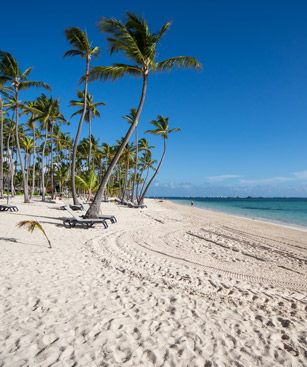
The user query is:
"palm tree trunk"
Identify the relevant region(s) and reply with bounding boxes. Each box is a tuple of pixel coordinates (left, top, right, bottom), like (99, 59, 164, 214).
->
(15, 93, 30, 203)
(138, 167, 149, 201)
(31, 127, 36, 198)
(71, 58, 90, 205)
(131, 126, 138, 202)
(139, 138, 166, 204)
(50, 122, 54, 199)
(86, 74, 148, 218)
(41, 127, 48, 201)
(7, 134, 14, 196)
(11, 149, 15, 196)
(26, 151, 30, 188)
(0, 97, 4, 198)
(89, 117, 92, 170)
(121, 159, 129, 203)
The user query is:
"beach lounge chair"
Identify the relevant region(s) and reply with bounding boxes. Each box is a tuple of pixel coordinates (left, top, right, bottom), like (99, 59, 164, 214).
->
(63, 206, 108, 229)
(0, 204, 19, 212)
(81, 203, 117, 224)
(128, 203, 147, 209)
(60, 203, 85, 211)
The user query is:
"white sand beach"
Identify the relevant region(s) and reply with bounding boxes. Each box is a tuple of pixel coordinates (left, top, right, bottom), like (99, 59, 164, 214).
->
(0, 198, 306, 366)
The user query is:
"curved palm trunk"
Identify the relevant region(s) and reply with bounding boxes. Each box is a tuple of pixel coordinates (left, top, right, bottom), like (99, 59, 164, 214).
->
(138, 166, 149, 201)
(86, 74, 148, 218)
(139, 138, 166, 205)
(71, 58, 90, 205)
(31, 127, 36, 198)
(15, 94, 30, 203)
(0, 98, 4, 198)
(41, 128, 48, 201)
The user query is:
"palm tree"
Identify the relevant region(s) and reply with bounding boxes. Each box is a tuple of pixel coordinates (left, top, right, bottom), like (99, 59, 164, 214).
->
(70, 90, 105, 170)
(26, 94, 65, 200)
(24, 100, 39, 198)
(85, 12, 201, 218)
(55, 163, 70, 195)
(64, 27, 100, 205)
(20, 135, 33, 187)
(17, 220, 52, 248)
(4, 118, 16, 195)
(0, 86, 10, 197)
(138, 116, 180, 204)
(136, 140, 155, 199)
(138, 153, 157, 200)
(0, 52, 50, 202)
(116, 140, 135, 202)
(75, 170, 98, 201)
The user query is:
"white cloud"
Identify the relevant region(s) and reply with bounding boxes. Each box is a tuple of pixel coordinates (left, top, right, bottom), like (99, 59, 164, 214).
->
(206, 174, 241, 183)
(239, 176, 293, 185)
(239, 170, 307, 186)
(293, 170, 307, 180)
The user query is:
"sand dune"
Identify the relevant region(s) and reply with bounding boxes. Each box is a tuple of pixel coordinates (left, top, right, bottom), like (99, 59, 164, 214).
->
(0, 198, 306, 366)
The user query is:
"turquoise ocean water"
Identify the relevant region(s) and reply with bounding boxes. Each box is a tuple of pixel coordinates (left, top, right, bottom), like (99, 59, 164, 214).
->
(168, 198, 307, 228)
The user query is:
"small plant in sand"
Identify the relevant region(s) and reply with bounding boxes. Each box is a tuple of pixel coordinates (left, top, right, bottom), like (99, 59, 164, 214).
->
(17, 220, 52, 249)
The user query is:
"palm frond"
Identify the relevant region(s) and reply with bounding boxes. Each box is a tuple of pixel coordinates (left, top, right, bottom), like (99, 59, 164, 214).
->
(65, 27, 90, 54)
(19, 81, 51, 91)
(17, 220, 52, 248)
(22, 67, 33, 78)
(98, 17, 145, 63)
(70, 109, 83, 118)
(153, 21, 172, 42)
(64, 49, 84, 58)
(87, 64, 142, 82)
(0, 51, 19, 79)
(156, 56, 201, 71)
(169, 127, 181, 133)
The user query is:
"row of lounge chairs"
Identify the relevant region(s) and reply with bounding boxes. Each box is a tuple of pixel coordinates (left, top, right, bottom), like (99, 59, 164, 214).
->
(1, 198, 121, 230)
(119, 200, 147, 209)
(0, 204, 19, 212)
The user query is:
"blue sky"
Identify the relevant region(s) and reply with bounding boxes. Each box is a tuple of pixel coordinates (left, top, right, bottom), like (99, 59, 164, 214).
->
(1, 0, 307, 196)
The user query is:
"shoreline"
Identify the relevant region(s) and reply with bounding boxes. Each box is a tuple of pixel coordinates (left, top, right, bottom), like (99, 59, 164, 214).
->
(167, 198, 307, 233)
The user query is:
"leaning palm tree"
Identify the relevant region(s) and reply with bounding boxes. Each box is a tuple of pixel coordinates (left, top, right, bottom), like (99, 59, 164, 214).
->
(0, 51, 50, 202)
(17, 220, 52, 249)
(86, 12, 201, 218)
(70, 90, 105, 169)
(64, 27, 100, 205)
(138, 116, 180, 204)
(136, 142, 155, 200)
